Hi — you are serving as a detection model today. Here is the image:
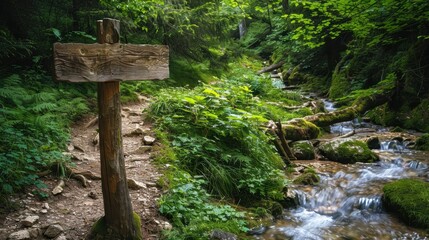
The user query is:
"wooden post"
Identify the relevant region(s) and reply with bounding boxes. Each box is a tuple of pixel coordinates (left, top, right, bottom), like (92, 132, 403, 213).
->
(52, 17, 169, 239)
(96, 18, 137, 239)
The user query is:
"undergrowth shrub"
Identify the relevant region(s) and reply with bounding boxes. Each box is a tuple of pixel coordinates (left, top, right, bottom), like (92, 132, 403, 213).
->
(149, 80, 288, 200)
(0, 70, 91, 206)
(159, 171, 247, 239)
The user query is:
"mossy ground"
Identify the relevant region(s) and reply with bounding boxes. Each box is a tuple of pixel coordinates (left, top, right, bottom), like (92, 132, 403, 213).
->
(383, 179, 429, 229)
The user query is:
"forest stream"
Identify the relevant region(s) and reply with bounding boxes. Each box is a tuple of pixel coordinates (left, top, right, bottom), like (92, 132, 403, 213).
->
(259, 99, 429, 240)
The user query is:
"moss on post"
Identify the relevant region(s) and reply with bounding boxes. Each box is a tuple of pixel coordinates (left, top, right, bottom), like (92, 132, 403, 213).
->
(87, 213, 143, 240)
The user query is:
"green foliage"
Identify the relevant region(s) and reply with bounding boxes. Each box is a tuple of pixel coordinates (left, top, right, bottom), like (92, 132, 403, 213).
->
(0, 29, 34, 63)
(383, 179, 429, 229)
(159, 172, 247, 239)
(0, 70, 91, 205)
(149, 79, 288, 199)
(415, 134, 429, 151)
(241, 21, 271, 49)
(403, 100, 429, 133)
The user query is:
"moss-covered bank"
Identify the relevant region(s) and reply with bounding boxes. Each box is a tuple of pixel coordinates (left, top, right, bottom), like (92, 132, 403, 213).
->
(383, 179, 429, 229)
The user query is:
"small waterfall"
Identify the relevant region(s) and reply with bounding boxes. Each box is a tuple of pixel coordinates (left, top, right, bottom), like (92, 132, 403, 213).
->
(356, 196, 383, 213)
(380, 140, 406, 152)
(407, 160, 428, 170)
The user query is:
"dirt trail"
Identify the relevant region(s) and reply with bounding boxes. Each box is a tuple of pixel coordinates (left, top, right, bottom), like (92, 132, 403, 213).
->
(0, 96, 169, 240)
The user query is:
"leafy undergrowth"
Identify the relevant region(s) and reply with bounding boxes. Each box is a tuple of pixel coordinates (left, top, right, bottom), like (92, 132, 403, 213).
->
(0, 69, 92, 208)
(149, 66, 308, 238)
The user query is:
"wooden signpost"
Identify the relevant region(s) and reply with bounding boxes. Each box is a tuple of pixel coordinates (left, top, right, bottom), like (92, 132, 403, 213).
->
(53, 18, 169, 239)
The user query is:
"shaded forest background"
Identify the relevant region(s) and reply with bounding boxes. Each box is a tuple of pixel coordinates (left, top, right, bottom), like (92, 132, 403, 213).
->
(1, 0, 429, 238)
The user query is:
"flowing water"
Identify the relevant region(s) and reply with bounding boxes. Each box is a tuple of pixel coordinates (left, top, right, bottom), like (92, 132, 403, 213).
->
(258, 99, 429, 239)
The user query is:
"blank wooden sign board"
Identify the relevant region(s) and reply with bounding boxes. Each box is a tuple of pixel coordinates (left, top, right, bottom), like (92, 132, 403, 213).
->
(53, 18, 169, 239)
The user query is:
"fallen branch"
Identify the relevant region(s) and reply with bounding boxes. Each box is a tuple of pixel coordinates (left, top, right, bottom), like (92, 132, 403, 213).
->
(257, 61, 285, 75)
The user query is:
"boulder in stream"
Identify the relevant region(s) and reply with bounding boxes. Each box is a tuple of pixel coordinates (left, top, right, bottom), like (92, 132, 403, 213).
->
(319, 139, 378, 164)
(291, 141, 315, 160)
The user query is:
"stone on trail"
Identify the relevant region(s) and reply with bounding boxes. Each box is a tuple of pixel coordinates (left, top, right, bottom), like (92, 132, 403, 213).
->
(133, 146, 152, 154)
(124, 127, 145, 137)
(44, 224, 63, 238)
(143, 135, 156, 145)
(127, 178, 147, 190)
(7, 230, 31, 240)
(21, 215, 39, 227)
(51, 180, 65, 195)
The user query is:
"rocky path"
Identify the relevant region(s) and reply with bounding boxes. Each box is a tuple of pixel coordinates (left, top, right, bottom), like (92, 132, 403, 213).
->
(1, 96, 170, 240)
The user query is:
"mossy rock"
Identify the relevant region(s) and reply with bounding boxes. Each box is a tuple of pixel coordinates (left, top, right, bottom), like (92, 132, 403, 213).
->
(291, 141, 315, 160)
(293, 168, 320, 185)
(415, 134, 429, 151)
(87, 213, 143, 240)
(383, 179, 429, 229)
(319, 139, 378, 164)
(287, 66, 305, 85)
(283, 118, 320, 141)
(248, 200, 284, 218)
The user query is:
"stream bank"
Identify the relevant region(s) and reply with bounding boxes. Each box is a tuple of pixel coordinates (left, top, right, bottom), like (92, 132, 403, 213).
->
(257, 98, 429, 239)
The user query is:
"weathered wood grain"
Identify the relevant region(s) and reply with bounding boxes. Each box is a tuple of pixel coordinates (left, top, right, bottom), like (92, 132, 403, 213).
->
(53, 43, 169, 82)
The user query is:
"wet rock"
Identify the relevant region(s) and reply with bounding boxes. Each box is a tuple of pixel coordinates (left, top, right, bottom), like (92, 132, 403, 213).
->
(281, 188, 299, 207)
(127, 179, 147, 190)
(291, 141, 315, 160)
(143, 136, 156, 145)
(319, 139, 378, 164)
(21, 215, 39, 227)
(8, 230, 31, 240)
(365, 136, 380, 149)
(392, 136, 404, 143)
(247, 226, 267, 235)
(210, 229, 238, 240)
(44, 224, 63, 238)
